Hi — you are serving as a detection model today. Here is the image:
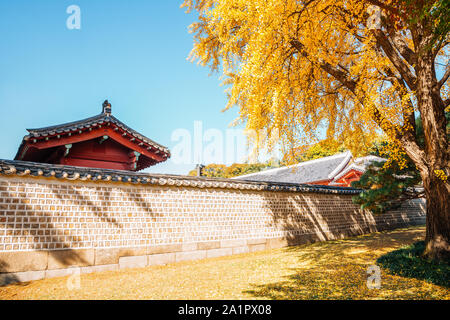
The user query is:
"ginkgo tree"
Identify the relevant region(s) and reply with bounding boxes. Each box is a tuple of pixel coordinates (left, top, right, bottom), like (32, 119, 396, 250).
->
(183, 0, 449, 260)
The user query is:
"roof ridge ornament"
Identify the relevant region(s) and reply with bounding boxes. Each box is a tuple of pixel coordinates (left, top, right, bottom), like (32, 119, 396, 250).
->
(102, 100, 112, 115)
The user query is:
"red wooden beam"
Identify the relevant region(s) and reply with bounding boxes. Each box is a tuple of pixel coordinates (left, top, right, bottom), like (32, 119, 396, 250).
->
(61, 157, 133, 171)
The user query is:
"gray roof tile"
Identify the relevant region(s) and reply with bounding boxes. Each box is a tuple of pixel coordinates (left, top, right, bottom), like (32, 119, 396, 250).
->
(0, 159, 361, 195)
(25, 113, 170, 154)
(233, 152, 352, 184)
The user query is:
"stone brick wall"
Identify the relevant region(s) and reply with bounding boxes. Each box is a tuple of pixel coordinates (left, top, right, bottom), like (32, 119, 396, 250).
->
(0, 174, 426, 284)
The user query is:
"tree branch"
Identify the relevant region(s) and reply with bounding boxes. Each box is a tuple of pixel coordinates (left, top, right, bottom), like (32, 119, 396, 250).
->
(438, 64, 450, 88)
(371, 107, 427, 172)
(390, 31, 417, 66)
(290, 37, 427, 171)
(372, 29, 417, 90)
(382, 66, 417, 135)
(290, 39, 357, 93)
(365, 0, 405, 20)
(444, 98, 450, 107)
(433, 40, 449, 59)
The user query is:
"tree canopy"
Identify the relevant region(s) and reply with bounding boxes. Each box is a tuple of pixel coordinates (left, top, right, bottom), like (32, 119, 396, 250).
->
(183, 0, 448, 165)
(184, 0, 449, 260)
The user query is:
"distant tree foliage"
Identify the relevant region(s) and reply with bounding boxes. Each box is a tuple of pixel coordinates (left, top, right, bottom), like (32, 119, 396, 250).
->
(281, 138, 350, 164)
(300, 139, 347, 161)
(188, 161, 280, 178)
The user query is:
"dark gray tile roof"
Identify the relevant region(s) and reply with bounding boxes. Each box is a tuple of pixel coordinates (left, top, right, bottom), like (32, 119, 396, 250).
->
(24, 113, 170, 155)
(0, 159, 361, 195)
(233, 152, 352, 184)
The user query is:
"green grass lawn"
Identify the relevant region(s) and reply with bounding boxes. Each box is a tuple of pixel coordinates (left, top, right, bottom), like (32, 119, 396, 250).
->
(1, 226, 448, 300)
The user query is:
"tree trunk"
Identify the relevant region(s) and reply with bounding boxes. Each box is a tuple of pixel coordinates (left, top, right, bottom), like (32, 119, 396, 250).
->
(421, 172, 450, 261)
(414, 40, 450, 261)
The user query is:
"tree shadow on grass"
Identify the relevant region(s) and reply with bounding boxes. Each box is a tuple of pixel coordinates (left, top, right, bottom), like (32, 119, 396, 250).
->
(244, 227, 430, 300)
(243, 264, 370, 300)
(376, 241, 450, 288)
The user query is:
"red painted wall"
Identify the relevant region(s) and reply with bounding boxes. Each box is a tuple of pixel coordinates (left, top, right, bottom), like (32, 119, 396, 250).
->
(60, 138, 137, 170)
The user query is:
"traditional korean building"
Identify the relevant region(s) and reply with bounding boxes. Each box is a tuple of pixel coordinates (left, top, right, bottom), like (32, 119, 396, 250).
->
(14, 100, 170, 171)
(232, 152, 386, 187)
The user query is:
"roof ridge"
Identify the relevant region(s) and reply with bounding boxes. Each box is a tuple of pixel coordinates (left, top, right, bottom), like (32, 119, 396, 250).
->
(26, 113, 106, 133)
(233, 151, 352, 179)
(331, 156, 387, 182)
(108, 115, 170, 153)
(327, 151, 353, 179)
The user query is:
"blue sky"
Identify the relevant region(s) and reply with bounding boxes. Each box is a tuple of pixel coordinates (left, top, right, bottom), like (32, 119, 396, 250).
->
(0, 1, 246, 174)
